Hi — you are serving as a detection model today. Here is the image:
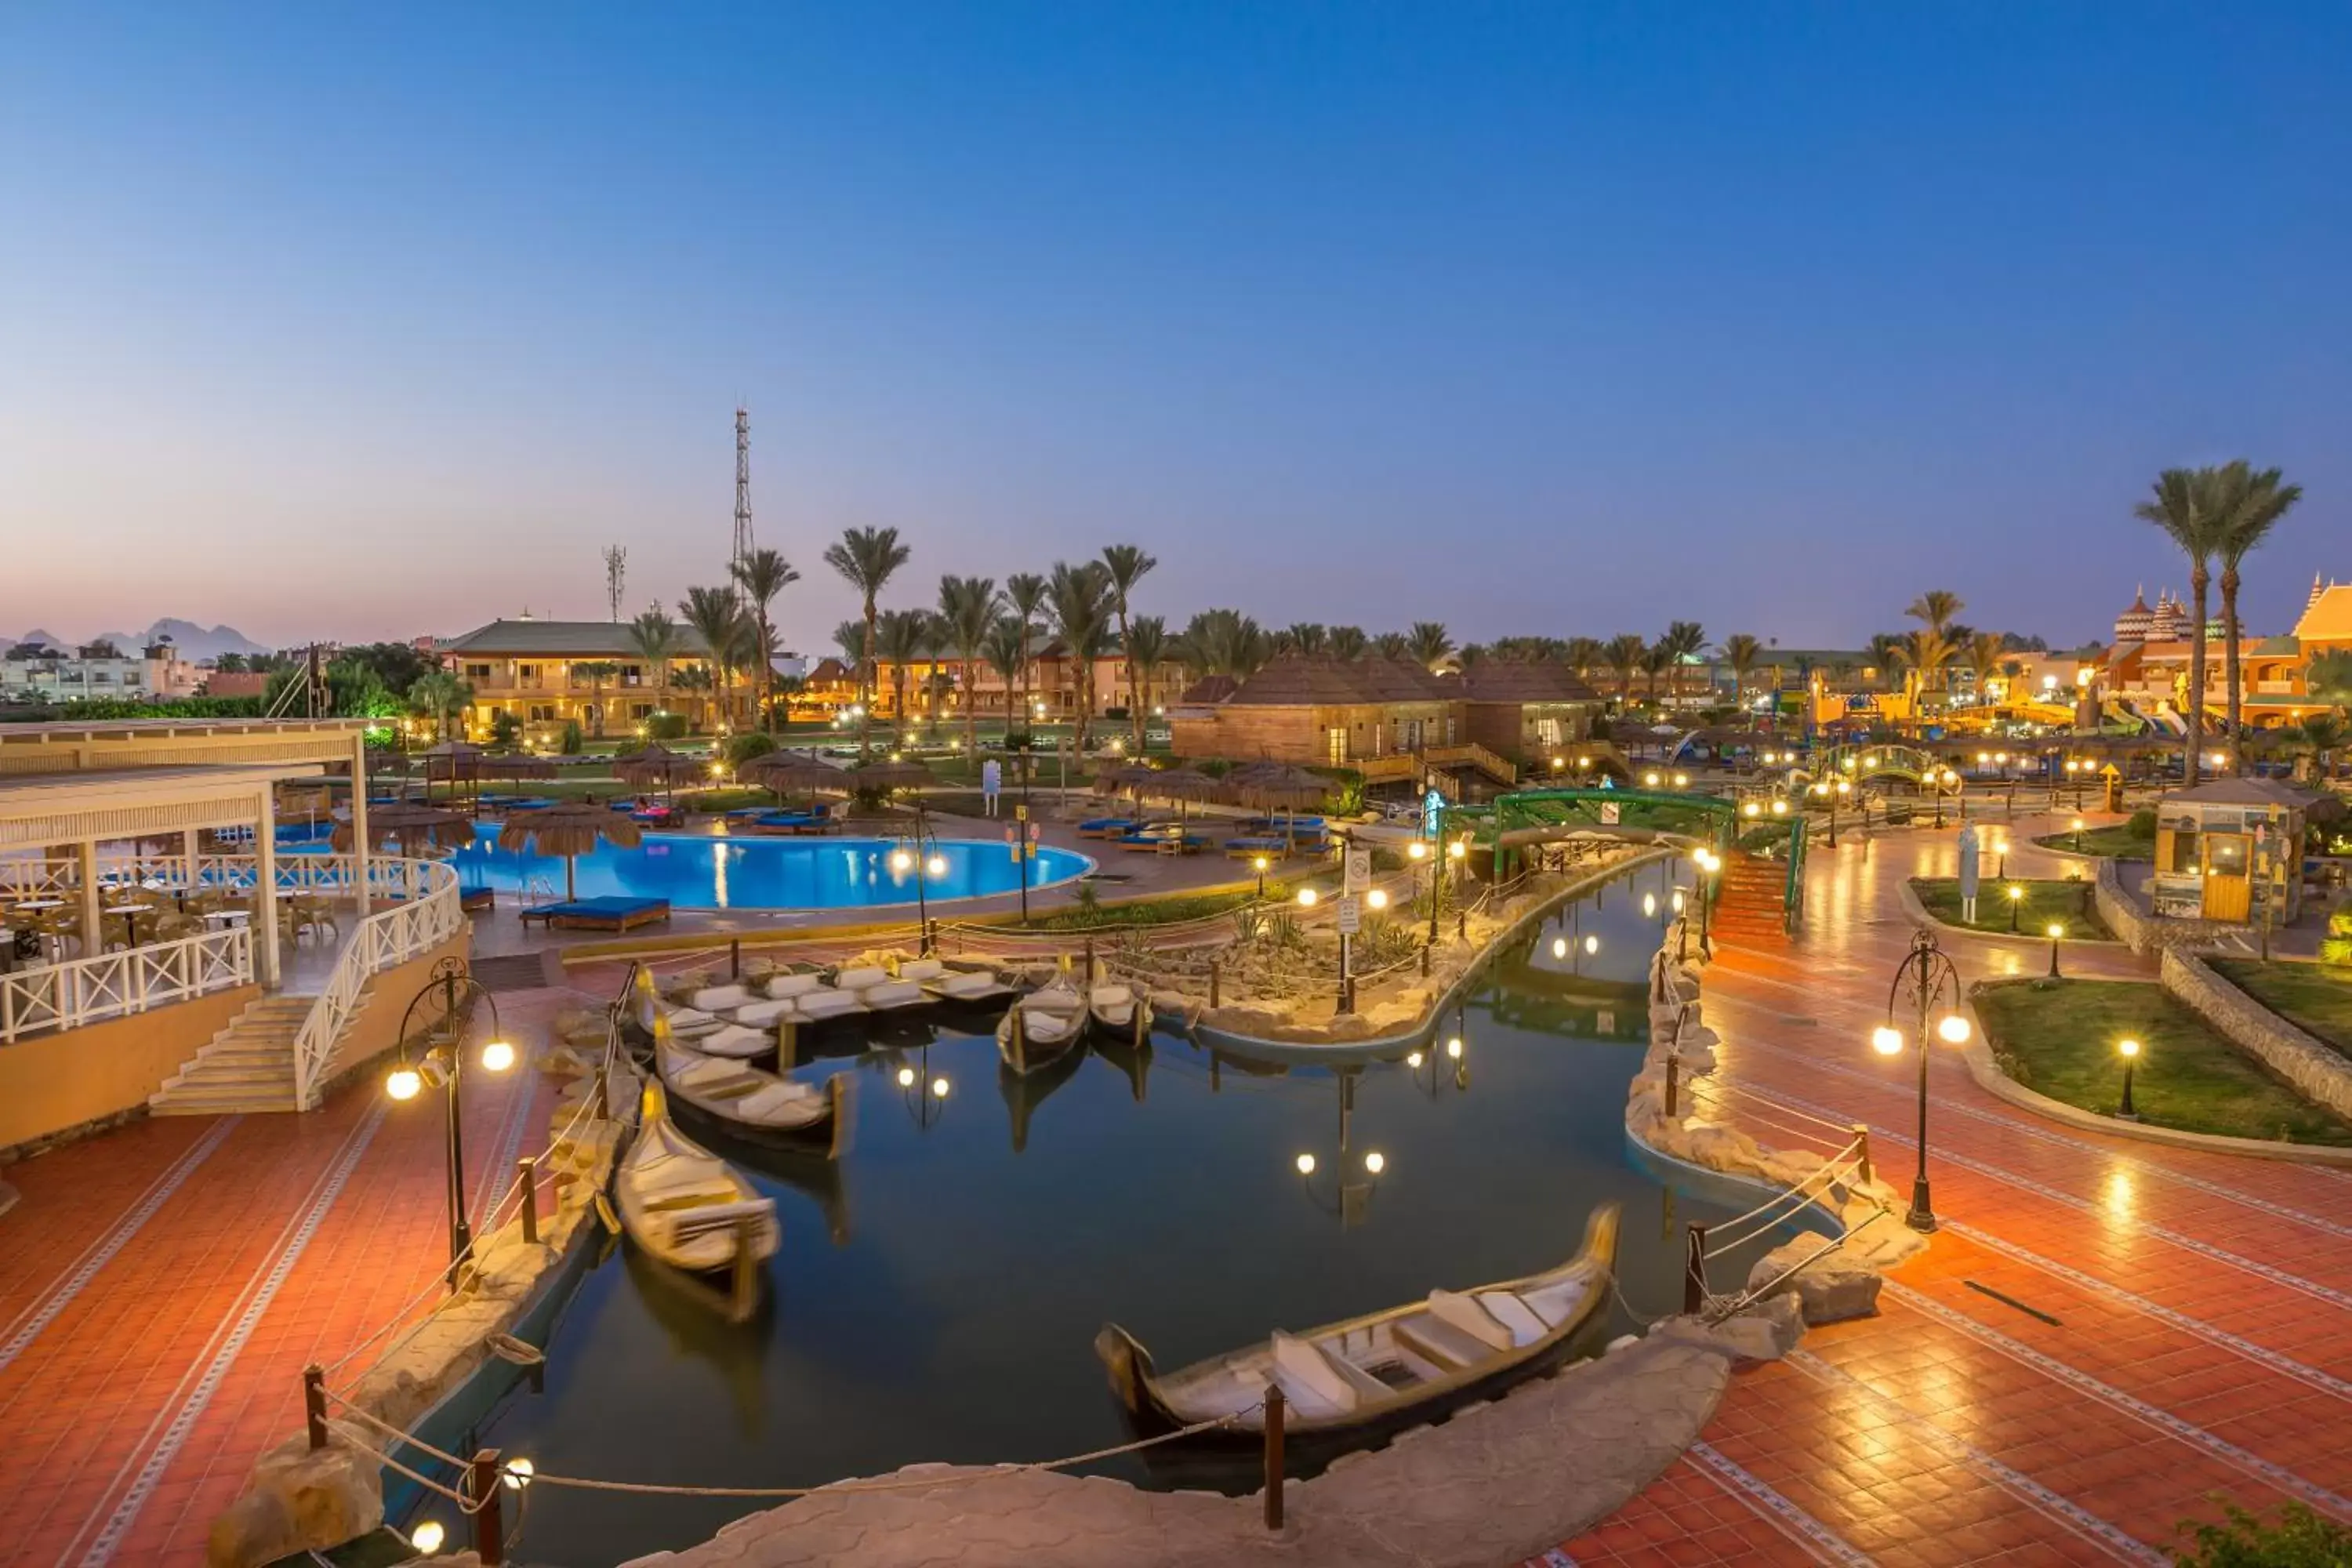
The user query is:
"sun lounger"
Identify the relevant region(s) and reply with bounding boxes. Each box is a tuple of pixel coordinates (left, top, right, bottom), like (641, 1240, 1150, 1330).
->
(1155, 833, 1208, 855)
(1223, 836, 1293, 858)
(630, 807, 677, 826)
(1077, 817, 1142, 839)
(530, 895, 671, 932)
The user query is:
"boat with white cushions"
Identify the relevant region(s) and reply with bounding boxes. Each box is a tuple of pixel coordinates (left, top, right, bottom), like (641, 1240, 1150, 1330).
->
(996, 977, 1086, 1074)
(1094, 1203, 1619, 1439)
(655, 1036, 851, 1158)
(918, 956, 1018, 1007)
(833, 962, 928, 1012)
(616, 1083, 783, 1281)
(1087, 981, 1139, 1035)
(761, 969, 868, 1024)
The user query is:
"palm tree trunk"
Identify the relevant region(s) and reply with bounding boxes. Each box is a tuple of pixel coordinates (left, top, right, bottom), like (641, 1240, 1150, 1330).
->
(860, 604, 877, 761)
(2221, 569, 2244, 775)
(964, 649, 980, 760)
(2187, 568, 2209, 786)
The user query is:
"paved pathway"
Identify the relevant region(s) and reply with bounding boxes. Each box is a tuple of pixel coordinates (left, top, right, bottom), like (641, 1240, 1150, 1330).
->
(0, 985, 579, 1567)
(1534, 811, 2352, 1566)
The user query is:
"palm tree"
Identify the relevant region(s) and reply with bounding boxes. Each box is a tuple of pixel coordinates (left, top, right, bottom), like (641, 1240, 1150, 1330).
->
(2293, 713, 2343, 783)
(1720, 633, 1762, 699)
(1372, 631, 1410, 662)
(1604, 634, 1646, 704)
(730, 547, 799, 733)
(823, 525, 912, 759)
(678, 585, 748, 732)
(1327, 626, 1368, 662)
(1124, 615, 1167, 741)
(2207, 461, 2303, 773)
(1046, 560, 1116, 751)
(1563, 637, 1604, 683)
(628, 605, 681, 727)
(1963, 631, 2007, 706)
(981, 616, 1025, 707)
(2135, 468, 2231, 786)
(1101, 544, 1158, 746)
(407, 670, 471, 742)
(873, 608, 929, 746)
(1284, 622, 1329, 656)
(573, 660, 619, 739)
(1640, 642, 1675, 706)
(1178, 609, 1269, 679)
(937, 575, 1004, 757)
(1894, 629, 1955, 724)
(1866, 633, 1903, 689)
(1906, 590, 1965, 636)
(1004, 572, 1048, 732)
(1405, 622, 1454, 673)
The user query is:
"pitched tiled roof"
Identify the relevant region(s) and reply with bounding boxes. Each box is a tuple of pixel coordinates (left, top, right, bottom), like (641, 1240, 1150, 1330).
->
(1222, 656, 1454, 707)
(806, 658, 852, 683)
(440, 619, 713, 656)
(1178, 673, 1242, 706)
(2167, 778, 2324, 808)
(1453, 661, 1601, 703)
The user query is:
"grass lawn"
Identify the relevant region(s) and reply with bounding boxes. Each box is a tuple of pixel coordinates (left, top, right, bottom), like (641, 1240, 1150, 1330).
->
(1911, 877, 2110, 941)
(2207, 960, 2352, 1061)
(2034, 822, 2156, 858)
(1023, 885, 1276, 931)
(1972, 978, 2352, 1146)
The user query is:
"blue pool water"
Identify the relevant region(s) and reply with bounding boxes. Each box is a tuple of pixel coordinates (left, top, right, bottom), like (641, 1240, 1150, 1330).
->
(439, 824, 1092, 911)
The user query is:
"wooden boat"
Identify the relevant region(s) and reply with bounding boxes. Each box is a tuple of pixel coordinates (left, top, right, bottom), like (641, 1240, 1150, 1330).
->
(655, 1037, 852, 1159)
(1087, 980, 1139, 1035)
(833, 963, 929, 1013)
(615, 1083, 782, 1308)
(906, 956, 1018, 1008)
(996, 977, 1087, 1075)
(1096, 1203, 1620, 1441)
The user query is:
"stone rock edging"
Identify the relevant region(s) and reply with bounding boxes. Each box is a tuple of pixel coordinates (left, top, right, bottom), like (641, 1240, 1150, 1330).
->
(1192, 845, 1671, 1054)
(2161, 950, 2352, 1123)
(1955, 1024, 2352, 1168)
(1622, 929, 1928, 1315)
(2092, 858, 2231, 956)
(206, 1060, 636, 1568)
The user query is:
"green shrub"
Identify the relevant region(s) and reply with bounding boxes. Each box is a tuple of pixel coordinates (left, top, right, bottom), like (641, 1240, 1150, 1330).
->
(726, 731, 779, 766)
(2176, 1501, 2352, 1566)
(2125, 806, 2158, 837)
(645, 713, 690, 742)
(2323, 907, 2352, 968)
(559, 720, 585, 755)
(488, 711, 521, 747)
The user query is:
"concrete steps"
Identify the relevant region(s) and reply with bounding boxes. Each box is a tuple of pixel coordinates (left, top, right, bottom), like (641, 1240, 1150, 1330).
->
(149, 996, 317, 1116)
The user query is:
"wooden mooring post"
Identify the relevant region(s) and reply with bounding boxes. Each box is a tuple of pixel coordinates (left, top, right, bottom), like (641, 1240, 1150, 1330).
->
(470, 1449, 505, 1565)
(1261, 1383, 1286, 1530)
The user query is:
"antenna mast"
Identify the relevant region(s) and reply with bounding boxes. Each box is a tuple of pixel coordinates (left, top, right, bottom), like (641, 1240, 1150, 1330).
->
(732, 407, 753, 566)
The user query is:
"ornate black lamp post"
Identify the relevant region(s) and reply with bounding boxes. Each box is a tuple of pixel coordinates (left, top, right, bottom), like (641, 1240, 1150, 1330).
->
(1869, 929, 1969, 1233)
(384, 957, 516, 1274)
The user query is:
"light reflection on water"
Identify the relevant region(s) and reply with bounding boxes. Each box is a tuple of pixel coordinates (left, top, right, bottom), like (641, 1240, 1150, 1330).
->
(462, 862, 1782, 1564)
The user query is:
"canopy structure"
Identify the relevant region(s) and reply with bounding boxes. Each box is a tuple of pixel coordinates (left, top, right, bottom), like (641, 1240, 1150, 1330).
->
(497, 800, 643, 901)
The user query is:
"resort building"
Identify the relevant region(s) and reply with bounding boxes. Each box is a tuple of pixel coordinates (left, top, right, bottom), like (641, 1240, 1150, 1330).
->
(1, 641, 205, 704)
(1447, 662, 1602, 761)
(866, 641, 1191, 728)
(438, 619, 808, 740)
(0, 718, 466, 1157)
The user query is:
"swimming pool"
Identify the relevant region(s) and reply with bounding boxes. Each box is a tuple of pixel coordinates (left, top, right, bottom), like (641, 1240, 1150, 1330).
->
(441, 825, 1093, 911)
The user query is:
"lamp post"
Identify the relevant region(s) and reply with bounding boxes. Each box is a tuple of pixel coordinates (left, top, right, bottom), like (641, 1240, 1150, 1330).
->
(385, 956, 516, 1276)
(888, 832, 949, 955)
(1294, 1069, 1385, 1229)
(2006, 882, 2024, 931)
(2071, 815, 2085, 854)
(1690, 847, 1720, 958)
(2045, 921, 2065, 978)
(1870, 929, 1969, 1232)
(2115, 1037, 2140, 1120)
(1254, 855, 1270, 901)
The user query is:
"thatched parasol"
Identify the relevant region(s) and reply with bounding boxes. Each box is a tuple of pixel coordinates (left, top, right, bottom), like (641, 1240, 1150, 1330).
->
(1225, 760, 1328, 844)
(846, 757, 935, 796)
(612, 743, 696, 795)
(419, 740, 485, 802)
(1131, 764, 1225, 833)
(496, 800, 642, 902)
(1093, 762, 1161, 797)
(331, 804, 476, 856)
(739, 750, 849, 807)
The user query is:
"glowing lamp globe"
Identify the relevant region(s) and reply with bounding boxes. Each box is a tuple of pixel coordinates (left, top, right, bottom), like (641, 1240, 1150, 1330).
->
(2118, 1038, 2140, 1059)
(1871, 1025, 1904, 1058)
(1936, 1014, 1971, 1044)
(1294, 1153, 1317, 1176)
(479, 1039, 517, 1074)
(386, 1066, 423, 1102)
(898, 1066, 916, 1088)
(1296, 887, 1319, 907)
(1363, 1152, 1387, 1175)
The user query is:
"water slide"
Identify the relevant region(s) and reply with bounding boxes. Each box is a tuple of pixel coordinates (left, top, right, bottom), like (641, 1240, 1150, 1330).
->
(2102, 700, 2150, 735)
(2141, 701, 2188, 737)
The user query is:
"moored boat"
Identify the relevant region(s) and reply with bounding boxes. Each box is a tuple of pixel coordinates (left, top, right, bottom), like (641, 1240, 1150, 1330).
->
(615, 1083, 782, 1317)
(1094, 1203, 1620, 1442)
(1087, 980, 1139, 1035)
(655, 1035, 852, 1159)
(996, 976, 1086, 1075)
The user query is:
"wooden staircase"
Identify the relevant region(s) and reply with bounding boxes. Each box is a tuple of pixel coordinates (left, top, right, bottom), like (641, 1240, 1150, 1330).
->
(149, 993, 331, 1116)
(1708, 849, 1792, 950)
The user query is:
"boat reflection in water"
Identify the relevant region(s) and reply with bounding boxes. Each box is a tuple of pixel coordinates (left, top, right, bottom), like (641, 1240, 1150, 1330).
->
(475, 869, 1794, 1568)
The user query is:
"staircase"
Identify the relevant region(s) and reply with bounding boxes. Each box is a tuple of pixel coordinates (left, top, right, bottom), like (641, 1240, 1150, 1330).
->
(149, 996, 318, 1116)
(1708, 850, 1792, 950)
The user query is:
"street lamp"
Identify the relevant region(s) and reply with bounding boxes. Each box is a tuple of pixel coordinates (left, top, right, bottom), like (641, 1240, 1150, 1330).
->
(1871, 929, 1968, 1232)
(1690, 847, 1721, 958)
(2071, 815, 2085, 853)
(2045, 921, 2065, 979)
(2006, 882, 2024, 931)
(386, 957, 516, 1276)
(1404, 1018, 1469, 1100)
(1253, 854, 1270, 899)
(2116, 1037, 2141, 1120)
(888, 833, 949, 954)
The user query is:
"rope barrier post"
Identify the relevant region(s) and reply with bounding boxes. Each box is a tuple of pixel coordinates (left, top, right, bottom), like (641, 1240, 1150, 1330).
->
(517, 1156, 538, 1245)
(471, 1449, 505, 1566)
(1011, 1005, 1027, 1075)
(1420, 939, 1430, 977)
(1083, 937, 1094, 988)
(1261, 1384, 1285, 1530)
(1682, 1223, 1708, 1315)
(780, 1015, 799, 1070)
(593, 1064, 608, 1122)
(730, 938, 742, 980)
(1456, 909, 1467, 942)
(303, 1364, 328, 1451)
(1209, 960, 1221, 1009)
(1853, 1124, 1873, 1186)
(1664, 1052, 1679, 1118)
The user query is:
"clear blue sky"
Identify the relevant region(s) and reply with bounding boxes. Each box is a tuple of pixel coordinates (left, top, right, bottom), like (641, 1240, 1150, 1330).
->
(3, 3, 2347, 652)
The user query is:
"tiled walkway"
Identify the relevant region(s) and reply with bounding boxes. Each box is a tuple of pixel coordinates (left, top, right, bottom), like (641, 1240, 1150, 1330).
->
(1541, 811, 2351, 1566)
(0, 985, 581, 1566)
(5, 807, 2345, 1566)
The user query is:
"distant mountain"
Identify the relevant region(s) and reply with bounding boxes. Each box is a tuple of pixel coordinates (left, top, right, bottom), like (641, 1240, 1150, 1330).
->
(0, 620, 269, 662)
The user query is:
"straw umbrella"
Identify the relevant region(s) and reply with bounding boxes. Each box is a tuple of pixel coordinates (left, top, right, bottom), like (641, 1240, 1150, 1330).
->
(1093, 762, 1160, 799)
(1134, 764, 1225, 839)
(1227, 760, 1327, 847)
(612, 742, 696, 800)
(477, 754, 558, 784)
(495, 800, 642, 902)
(739, 750, 849, 811)
(418, 740, 484, 804)
(330, 803, 477, 857)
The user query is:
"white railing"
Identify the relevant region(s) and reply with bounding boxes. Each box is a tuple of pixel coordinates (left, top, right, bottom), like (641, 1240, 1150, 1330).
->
(1, 927, 254, 1044)
(291, 858, 465, 1108)
(2, 851, 441, 902)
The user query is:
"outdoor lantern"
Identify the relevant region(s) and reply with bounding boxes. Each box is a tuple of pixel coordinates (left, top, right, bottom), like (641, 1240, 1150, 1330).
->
(1295, 1152, 1317, 1175)
(931, 1076, 950, 1098)
(479, 1039, 517, 1073)
(1447, 840, 1468, 861)
(1936, 1014, 1971, 1044)
(2047, 922, 2064, 939)
(1446, 1036, 1463, 1060)
(502, 1457, 535, 1491)
(386, 1065, 423, 1102)
(1297, 887, 1319, 907)
(924, 853, 948, 877)
(1367, 888, 1388, 910)
(410, 1522, 446, 1555)
(890, 848, 914, 873)
(898, 1065, 917, 1088)
(1584, 933, 1599, 954)
(1871, 1025, 1904, 1056)
(1407, 841, 1428, 861)
(1363, 1151, 1387, 1175)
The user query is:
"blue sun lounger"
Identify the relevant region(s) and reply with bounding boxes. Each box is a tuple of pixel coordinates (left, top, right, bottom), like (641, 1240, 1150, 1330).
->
(1078, 816, 1143, 838)
(518, 895, 671, 932)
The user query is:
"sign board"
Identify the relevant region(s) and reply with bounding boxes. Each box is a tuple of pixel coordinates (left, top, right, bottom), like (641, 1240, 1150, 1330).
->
(1599, 803, 1621, 826)
(1015, 803, 1029, 822)
(1344, 849, 1371, 894)
(1029, 822, 1042, 842)
(1336, 896, 1362, 935)
(1422, 789, 1444, 838)
(1003, 828, 1016, 844)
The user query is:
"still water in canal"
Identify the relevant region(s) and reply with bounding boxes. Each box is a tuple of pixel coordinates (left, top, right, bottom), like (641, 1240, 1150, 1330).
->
(459, 862, 1786, 1565)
